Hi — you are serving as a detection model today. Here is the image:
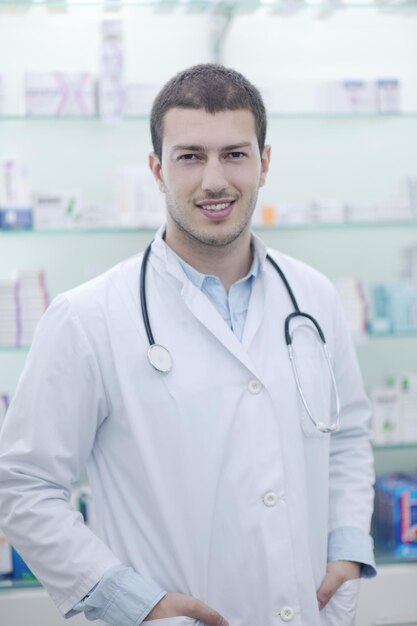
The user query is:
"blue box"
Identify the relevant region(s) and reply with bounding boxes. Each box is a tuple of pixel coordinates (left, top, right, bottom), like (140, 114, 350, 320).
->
(12, 548, 36, 581)
(0, 208, 33, 230)
(374, 473, 417, 557)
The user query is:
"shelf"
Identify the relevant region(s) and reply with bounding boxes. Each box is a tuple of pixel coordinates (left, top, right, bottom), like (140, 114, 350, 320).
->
(373, 442, 417, 451)
(1, 221, 417, 236)
(1, 112, 417, 122)
(375, 544, 417, 566)
(0, 347, 30, 352)
(0, 227, 158, 235)
(0, 579, 40, 591)
(0, 0, 416, 11)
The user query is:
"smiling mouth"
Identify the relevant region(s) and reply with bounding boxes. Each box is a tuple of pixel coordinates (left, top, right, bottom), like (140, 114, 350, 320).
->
(196, 200, 235, 212)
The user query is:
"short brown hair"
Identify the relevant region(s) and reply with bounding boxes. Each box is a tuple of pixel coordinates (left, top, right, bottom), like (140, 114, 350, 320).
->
(150, 64, 267, 160)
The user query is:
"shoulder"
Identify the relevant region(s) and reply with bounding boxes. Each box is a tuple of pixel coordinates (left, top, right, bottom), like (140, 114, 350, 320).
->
(43, 253, 143, 337)
(61, 253, 142, 310)
(265, 248, 336, 300)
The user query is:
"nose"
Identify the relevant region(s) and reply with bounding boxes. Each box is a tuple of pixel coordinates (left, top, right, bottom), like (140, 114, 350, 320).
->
(201, 157, 228, 195)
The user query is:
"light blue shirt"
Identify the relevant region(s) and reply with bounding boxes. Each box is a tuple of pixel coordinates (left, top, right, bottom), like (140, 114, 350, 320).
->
(71, 242, 376, 624)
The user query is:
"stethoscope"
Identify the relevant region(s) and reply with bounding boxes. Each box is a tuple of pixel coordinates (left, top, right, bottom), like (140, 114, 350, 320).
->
(140, 242, 341, 434)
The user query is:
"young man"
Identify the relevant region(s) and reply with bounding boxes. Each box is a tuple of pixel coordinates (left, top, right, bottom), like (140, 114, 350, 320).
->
(0, 64, 375, 626)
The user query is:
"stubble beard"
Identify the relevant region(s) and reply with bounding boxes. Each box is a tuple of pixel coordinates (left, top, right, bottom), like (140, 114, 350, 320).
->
(164, 190, 259, 251)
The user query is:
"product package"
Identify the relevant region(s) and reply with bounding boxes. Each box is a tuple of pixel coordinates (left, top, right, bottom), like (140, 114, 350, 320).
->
(33, 190, 83, 229)
(375, 79, 401, 113)
(0, 279, 19, 347)
(0, 529, 13, 578)
(333, 277, 368, 337)
(17, 270, 49, 347)
(317, 80, 375, 114)
(116, 165, 165, 227)
(12, 548, 36, 581)
(374, 474, 417, 557)
(0, 75, 4, 116)
(99, 20, 124, 120)
(25, 72, 96, 117)
(0, 160, 32, 229)
(371, 387, 402, 444)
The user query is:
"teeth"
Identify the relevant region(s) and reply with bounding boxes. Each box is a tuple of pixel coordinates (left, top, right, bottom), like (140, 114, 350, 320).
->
(200, 202, 230, 211)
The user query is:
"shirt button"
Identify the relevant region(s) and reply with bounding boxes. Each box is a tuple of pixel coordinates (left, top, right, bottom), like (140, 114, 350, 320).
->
(247, 378, 262, 394)
(263, 491, 278, 507)
(279, 606, 295, 622)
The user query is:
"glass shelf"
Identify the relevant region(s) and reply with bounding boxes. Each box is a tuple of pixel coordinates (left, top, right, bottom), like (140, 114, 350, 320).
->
(0, 0, 416, 10)
(0, 226, 159, 235)
(373, 442, 417, 451)
(0, 578, 40, 591)
(1, 112, 417, 122)
(375, 544, 417, 566)
(1, 221, 417, 236)
(0, 346, 30, 352)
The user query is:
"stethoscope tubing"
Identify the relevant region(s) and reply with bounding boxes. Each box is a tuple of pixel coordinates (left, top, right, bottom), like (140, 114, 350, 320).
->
(140, 241, 341, 433)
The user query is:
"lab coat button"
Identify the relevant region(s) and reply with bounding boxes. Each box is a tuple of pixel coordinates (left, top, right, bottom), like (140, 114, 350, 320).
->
(263, 491, 278, 507)
(279, 606, 295, 622)
(247, 378, 262, 394)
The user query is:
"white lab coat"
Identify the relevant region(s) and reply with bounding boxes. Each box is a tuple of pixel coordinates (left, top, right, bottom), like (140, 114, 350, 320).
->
(0, 234, 374, 626)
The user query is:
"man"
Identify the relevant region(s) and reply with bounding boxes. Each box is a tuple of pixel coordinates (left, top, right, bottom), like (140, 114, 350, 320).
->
(0, 64, 375, 626)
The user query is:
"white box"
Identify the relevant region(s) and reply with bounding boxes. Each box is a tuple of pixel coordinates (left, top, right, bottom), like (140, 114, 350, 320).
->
(317, 80, 376, 113)
(0, 75, 4, 116)
(371, 387, 402, 444)
(25, 72, 96, 117)
(0, 530, 13, 577)
(99, 20, 124, 120)
(375, 79, 401, 113)
(33, 190, 82, 229)
(116, 165, 165, 228)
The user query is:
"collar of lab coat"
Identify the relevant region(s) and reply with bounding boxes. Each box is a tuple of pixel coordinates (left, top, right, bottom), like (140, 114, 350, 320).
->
(147, 225, 269, 377)
(150, 224, 268, 285)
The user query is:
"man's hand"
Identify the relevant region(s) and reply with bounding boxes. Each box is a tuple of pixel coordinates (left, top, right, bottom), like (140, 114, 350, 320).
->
(316, 560, 360, 609)
(144, 592, 229, 625)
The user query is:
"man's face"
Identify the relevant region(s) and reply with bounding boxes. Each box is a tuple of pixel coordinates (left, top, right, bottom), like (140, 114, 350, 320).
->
(149, 107, 270, 249)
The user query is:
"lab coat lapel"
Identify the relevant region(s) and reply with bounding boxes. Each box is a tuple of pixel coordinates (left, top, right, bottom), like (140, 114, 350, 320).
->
(241, 268, 266, 350)
(180, 280, 262, 378)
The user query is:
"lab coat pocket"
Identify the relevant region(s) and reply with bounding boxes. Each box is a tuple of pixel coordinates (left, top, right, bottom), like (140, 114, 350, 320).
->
(322, 578, 361, 626)
(142, 617, 197, 625)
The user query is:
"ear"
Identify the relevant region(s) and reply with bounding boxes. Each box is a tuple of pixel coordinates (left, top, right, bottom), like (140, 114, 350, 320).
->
(259, 145, 271, 188)
(149, 152, 165, 193)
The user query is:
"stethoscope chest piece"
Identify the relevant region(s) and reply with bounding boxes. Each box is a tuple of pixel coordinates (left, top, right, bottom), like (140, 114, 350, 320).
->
(147, 344, 172, 373)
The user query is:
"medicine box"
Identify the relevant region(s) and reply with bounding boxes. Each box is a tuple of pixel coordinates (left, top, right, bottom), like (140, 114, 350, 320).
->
(0, 75, 4, 116)
(375, 79, 401, 113)
(25, 72, 96, 117)
(317, 80, 375, 113)
(374, 474, 417, 556)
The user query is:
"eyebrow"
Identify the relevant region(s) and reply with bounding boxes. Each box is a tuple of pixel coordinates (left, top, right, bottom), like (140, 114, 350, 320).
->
(172, 142, 253, 152)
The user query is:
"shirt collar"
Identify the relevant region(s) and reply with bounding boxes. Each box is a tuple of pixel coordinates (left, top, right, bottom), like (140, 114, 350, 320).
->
(151, 224, 268, 286)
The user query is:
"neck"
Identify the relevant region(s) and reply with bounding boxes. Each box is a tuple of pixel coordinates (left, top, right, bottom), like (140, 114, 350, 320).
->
(164, 225, 253, 292)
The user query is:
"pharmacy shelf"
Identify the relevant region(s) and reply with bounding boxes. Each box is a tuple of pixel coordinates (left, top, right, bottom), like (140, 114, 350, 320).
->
(1, 221, 417, 235)
(1, 112, 417, 121)
(373, 442, 417, 451)
(0, 579, 40, 592)
(0, 347, 30, 352)
(375, 545, 417, 566)
(0, 0, 416, 10)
